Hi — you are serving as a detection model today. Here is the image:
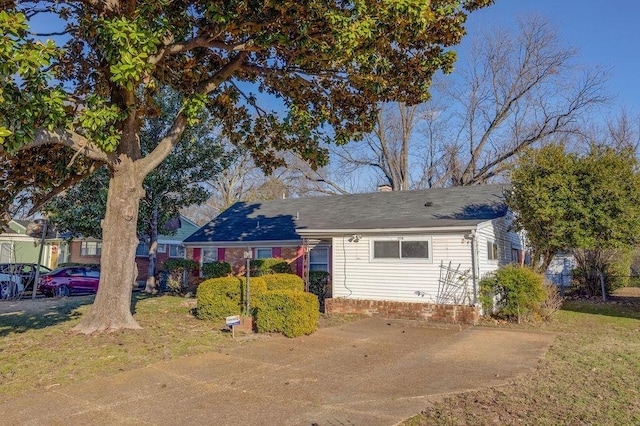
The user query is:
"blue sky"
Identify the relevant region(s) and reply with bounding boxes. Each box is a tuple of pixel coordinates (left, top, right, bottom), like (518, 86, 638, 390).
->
(463, 0, 640, 112)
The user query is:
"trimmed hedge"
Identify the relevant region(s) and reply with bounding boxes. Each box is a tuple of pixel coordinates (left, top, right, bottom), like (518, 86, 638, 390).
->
(261, 273, 304, 291)
(250, 257, 292, 276)
(196, 276, 267, 320)
(255, 290, 319, 337)
(202, 261, 232, 278)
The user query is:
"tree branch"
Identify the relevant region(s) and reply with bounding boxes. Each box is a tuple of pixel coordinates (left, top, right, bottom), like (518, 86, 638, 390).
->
(18, 129, 118, 164)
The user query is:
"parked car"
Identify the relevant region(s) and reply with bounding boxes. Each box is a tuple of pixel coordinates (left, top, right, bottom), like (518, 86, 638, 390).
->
(0, 272, 22, 300)
(38, 266, 100, 297)
(0, 263, 52, 295)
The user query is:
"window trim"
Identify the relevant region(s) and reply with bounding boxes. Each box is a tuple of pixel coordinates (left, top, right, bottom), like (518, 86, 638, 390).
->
(487, 240, 499, 261)
(135, 242, 149, 257)
(168, 244, 186, 258)
(80, 241, 102, 257)
(255, 247, 273, 259)
(309, 246, 330, 272)
(370, 236, 432, 262)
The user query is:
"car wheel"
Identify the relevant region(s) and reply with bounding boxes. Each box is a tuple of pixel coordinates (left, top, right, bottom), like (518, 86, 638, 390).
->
(56, 285, 70, 298)
(0, 281, 13, 299)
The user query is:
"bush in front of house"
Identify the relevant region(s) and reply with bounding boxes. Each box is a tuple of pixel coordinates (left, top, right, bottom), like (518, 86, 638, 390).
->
(202, 261, 232, 278)
(162, 258, 199, 294)
(479, 264, 548, 323)
(196, 276, 267, 320)
(308, 270, 330, 312)
(250, 257, 292, 276)
(255, 290, 319, 337)
(261, 273, 304, 291)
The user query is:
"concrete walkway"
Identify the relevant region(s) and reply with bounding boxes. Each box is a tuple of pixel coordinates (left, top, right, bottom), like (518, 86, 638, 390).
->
(0, 319, 555, 425)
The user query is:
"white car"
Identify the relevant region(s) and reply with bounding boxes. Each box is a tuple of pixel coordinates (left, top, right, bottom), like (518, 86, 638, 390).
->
(0, 273, 23, 300)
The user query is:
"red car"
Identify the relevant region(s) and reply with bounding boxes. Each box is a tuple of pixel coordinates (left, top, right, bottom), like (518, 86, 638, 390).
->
(39, 266, 100, 297)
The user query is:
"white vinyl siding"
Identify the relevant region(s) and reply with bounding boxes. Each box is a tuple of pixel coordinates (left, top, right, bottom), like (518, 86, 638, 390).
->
(332, 233, 472, 304)
(476, 213, 525, 279)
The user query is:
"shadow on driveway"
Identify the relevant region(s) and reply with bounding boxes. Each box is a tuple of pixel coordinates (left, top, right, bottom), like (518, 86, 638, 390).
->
(0, 319, 555, 425)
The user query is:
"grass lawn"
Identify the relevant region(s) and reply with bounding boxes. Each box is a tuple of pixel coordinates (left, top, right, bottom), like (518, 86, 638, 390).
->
(404, 292, 640, 425)
(0, 292, 364, 403)
(0, 293, 254, 402)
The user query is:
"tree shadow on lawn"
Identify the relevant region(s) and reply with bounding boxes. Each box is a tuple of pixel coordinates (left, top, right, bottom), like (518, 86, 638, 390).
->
(561, 296, 640, 321)
(0, 291, 154, 337)
(0, 295, 96, 337)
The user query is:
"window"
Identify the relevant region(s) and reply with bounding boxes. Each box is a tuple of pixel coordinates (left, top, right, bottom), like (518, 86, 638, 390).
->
(0, 242, 12, 263)
(487, 241, 498, 261)
(511, 248, 520, 264)
(202, 247, 218, 263)
(157, 244, 166, 254)
(309, 247, 329, 271)
(135, 242, 149, 257)
(255, 248, 272, 259)
(372, 238, 431, 260)
(80, 242, 101, 256)
(168, 244, 185, 258)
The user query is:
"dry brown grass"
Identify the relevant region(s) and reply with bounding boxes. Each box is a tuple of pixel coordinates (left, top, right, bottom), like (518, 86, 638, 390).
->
(404, 288, 640, 425)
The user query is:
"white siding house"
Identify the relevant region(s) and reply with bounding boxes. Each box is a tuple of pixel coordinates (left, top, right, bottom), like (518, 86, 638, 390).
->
(184, 185, 521, 323)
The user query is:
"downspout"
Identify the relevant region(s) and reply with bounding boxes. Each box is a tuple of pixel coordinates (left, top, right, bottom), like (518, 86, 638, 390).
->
(469, 229, 478, 305)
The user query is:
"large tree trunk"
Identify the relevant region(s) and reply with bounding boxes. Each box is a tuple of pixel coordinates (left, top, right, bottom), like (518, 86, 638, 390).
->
(73, 159, 145, 334)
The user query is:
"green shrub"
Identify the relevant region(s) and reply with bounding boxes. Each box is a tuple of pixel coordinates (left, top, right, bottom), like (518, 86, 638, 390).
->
(309, 270, 330, 293)
(261, 273, 304, 291)
(202, 261, 232, 278)
(161, 258, 199, 294)
(255, 290, 319, 337)
(162, 258, 198, 273)
(605, 249, 632, 291)
(196, 276, 267, 320)
(479, 264, 548, 323)
(250, 257, 292, 276)
(56, 263, 100, 268)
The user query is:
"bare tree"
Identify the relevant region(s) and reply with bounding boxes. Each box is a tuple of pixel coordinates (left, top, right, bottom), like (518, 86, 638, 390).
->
(333, 102, 425, 191)
(314, 15, 608, 192)
(443, 15, 608, 186)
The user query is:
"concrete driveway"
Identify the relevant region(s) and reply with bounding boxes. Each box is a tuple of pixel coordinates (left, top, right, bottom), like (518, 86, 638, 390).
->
(0, 319, 555, 425)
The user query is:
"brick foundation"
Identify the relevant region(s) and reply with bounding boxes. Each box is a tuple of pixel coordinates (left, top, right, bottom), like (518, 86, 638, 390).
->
(325, 298, 480, 325)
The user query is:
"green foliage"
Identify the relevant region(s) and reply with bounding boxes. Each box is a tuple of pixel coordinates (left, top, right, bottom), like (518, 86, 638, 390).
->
(479, 265, 548, 323)
(77, 96, 123, 153)
(195, 276, 267, 320)
(160, 258, 198, 273)
(261, 273, 304, 291)
(572, 248, 632, 297)
(250, 258, 293, 276)
(255, 290, 319, 338)
(508, 144, 640, 272)
(202, 261, 232, 279)
(308, 271, 331, 310)
(162, 258, 198, 293)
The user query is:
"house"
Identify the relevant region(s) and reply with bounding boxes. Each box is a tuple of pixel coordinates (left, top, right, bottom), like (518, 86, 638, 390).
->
(61, 216, 199, 283)
(183, 185, 524, 324)
(0, 220, 59, 268)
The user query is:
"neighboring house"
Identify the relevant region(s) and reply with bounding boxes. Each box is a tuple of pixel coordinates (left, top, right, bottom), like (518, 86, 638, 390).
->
(65, 216, 199, 282)
(183, 185, 525, 324)
(546, 251, 576, 290)
(0, 220, 59, 268)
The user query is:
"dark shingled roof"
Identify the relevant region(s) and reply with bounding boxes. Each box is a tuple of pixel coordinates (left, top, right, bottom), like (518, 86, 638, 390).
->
(183, 184, 509, 243)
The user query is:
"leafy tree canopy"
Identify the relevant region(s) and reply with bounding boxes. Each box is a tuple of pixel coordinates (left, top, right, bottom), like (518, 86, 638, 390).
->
(507, 144, 640, 271)
(0, 0, 492, 333)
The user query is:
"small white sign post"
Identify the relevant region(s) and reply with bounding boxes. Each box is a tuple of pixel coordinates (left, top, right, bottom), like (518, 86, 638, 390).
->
(225, 315, 241, 339)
